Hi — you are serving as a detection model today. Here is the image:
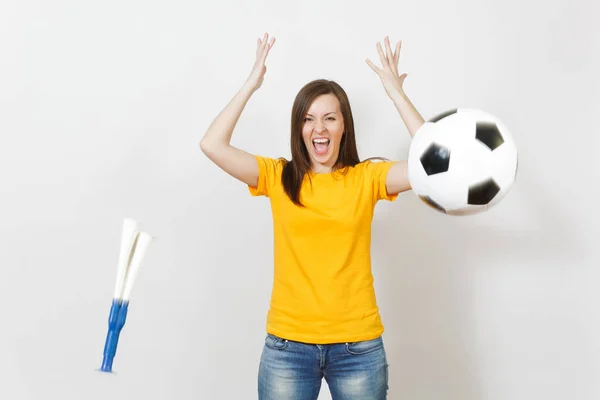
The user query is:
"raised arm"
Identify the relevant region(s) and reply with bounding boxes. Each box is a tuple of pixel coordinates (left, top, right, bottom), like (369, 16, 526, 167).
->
(366, 36, 425, 195)
(200, 33, 276, 187)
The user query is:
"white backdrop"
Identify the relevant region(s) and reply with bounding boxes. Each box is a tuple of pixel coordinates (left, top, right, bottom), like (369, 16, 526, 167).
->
(1, 0, 598, 399)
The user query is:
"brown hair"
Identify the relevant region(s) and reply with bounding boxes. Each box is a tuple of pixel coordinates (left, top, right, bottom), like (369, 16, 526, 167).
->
(281, 79, 366, 206)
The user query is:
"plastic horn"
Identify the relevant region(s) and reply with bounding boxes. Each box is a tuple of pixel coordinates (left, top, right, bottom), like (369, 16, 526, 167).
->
(121, 232, 153, 302)
(114, 218, 139, 299)
(99, 219, 152, 373)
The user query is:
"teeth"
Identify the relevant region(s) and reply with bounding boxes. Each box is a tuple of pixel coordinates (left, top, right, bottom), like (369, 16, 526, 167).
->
(313, 139, 330, 143)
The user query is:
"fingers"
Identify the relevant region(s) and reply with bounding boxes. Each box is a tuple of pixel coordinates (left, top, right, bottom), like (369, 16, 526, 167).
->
(256, 38, 262, 58)
(257, 33, 269, 54)
(384, 36, 395, 65)
(374, 36, 402, 69)
(259, 33, 275, 50)
(256, 33, 275, 64)
(261, 36, 275, 64)
(376, 42, 388, 68)
(394, 40, 402, 65)
(365, 58, 381, 75)
(266, 36, 276, 52)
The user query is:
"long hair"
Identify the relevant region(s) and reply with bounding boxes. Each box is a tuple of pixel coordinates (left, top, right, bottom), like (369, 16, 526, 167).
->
(281, 79, 362, 206)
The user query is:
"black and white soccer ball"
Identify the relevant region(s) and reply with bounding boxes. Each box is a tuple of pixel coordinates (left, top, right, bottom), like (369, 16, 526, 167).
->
(407, 108, 518, 216)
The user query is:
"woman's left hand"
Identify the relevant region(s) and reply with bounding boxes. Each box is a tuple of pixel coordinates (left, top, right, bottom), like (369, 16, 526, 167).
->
(366, 36, 407, 100)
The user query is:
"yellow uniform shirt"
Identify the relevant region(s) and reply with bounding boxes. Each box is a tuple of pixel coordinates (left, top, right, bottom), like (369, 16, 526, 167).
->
(249, 155, 398, 344)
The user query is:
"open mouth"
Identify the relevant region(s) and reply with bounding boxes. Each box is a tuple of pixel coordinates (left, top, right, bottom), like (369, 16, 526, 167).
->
(312, 138, 330, 155)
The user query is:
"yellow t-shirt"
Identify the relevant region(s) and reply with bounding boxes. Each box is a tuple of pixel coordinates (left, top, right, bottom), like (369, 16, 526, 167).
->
(249, 155, 398, 344)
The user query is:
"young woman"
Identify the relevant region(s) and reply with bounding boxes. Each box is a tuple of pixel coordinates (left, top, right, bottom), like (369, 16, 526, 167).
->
(200, 33, 425, 400)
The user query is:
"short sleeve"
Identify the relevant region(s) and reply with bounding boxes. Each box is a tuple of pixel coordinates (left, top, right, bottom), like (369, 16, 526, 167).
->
(248, 155, 284, 197)
(364, 160, 399, 202)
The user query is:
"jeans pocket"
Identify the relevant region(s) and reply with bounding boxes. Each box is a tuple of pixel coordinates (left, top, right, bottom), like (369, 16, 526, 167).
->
(264, 333, 288, 350)
(345, 336, 384, 355)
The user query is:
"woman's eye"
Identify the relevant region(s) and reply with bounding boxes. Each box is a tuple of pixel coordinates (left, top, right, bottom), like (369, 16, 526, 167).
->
(304, 117, 334, 121)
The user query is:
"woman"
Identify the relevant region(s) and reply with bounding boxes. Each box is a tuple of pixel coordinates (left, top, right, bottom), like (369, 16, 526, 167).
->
(200, 33, 424, 400)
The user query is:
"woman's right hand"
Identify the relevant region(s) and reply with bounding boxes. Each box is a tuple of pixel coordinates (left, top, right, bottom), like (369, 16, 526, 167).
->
(244, 33, 275, 93)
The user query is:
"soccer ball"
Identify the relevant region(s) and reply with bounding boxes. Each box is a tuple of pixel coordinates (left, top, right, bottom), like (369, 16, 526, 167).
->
(407, 108, 518, 215)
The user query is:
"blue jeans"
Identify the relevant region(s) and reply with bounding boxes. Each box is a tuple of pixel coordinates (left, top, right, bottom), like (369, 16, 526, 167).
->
(258, 334, 389, 400)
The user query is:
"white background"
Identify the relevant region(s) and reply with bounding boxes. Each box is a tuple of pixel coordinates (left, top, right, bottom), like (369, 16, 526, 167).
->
(1, 0, 598, 399)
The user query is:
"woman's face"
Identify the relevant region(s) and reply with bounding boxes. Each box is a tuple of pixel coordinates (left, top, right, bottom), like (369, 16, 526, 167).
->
(301, 94, 345, 173)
